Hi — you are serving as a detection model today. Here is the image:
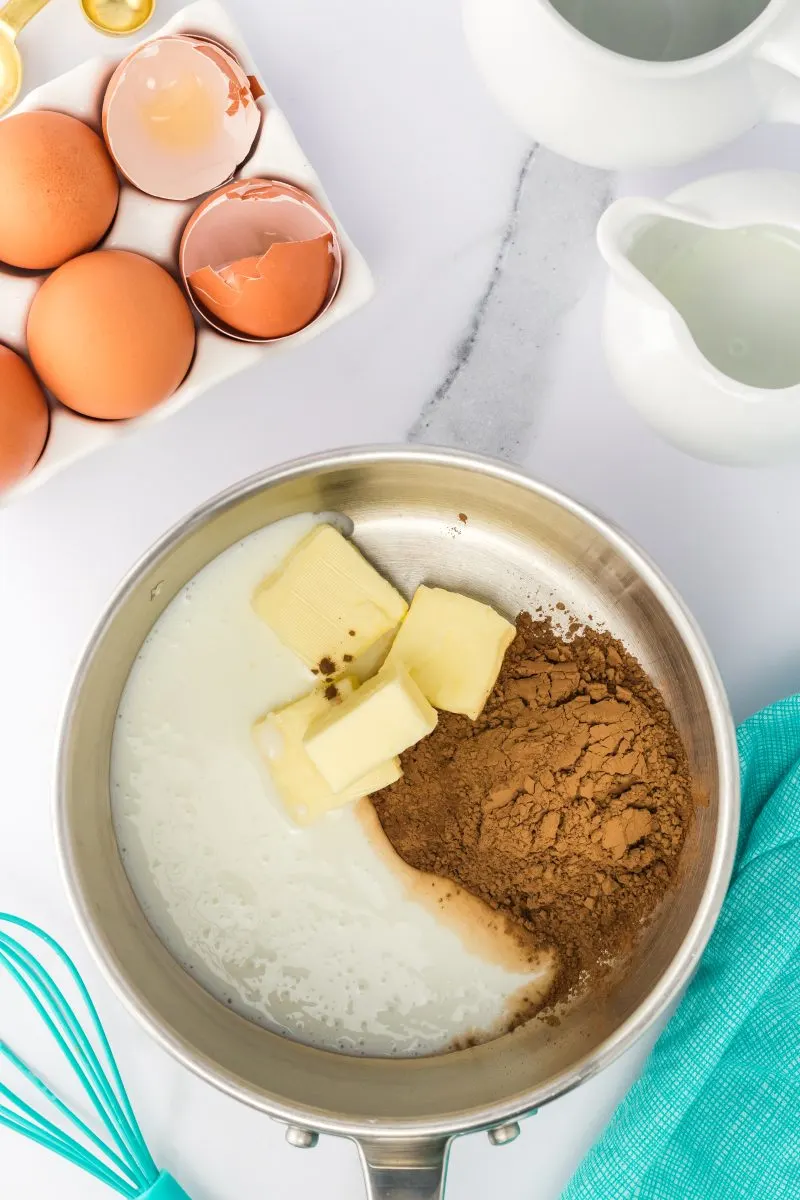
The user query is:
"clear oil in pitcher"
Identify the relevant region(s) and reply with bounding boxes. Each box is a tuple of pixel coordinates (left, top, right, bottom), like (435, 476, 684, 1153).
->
(631, 221, 800, 389)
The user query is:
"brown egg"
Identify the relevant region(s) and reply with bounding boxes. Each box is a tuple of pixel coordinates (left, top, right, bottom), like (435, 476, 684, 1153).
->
(180, 180, 342, 342)
(188, 235, 335, 339)
(0, 345, 49, 492)
(27, 250, 195, 420)
(0, 111, 119, 271)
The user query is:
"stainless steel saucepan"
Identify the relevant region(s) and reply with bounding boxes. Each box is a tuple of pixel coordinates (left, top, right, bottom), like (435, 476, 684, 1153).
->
(57, 447, 739, 1199)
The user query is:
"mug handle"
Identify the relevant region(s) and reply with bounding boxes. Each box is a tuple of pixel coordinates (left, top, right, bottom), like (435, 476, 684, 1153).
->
(754, 7, 800, 123)
(357, 1136, 451, 1200)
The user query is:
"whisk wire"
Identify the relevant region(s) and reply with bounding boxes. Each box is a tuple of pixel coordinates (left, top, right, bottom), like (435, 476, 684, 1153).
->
(0, 1090, 105, 1166)
(0, 1035, 144, 1193)
(0, 933, 150, 1191)
(0, 915, 160, 1196)
(1, 922, 157, 1177)
(0, 939, 148, 1179)
(0, 1095, 140, 1196)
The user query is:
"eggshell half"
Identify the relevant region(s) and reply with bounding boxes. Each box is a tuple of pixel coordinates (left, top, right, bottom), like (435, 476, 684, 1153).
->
(102, 35, 262, 201)
(179, 179, 342, 341)
(0, 346, 49, 492)
(188, 235, 334, 339)
(0, 111, 119, 271)
(27, 250, 195, 420)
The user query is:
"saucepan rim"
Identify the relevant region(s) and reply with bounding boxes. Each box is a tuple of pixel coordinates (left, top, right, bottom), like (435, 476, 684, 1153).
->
(55, 445, 739, 1139)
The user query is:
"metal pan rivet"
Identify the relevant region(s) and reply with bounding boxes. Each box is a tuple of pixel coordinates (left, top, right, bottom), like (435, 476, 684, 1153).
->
(487, 1122, 522, 1146)
(285, 1126, 319, 1149)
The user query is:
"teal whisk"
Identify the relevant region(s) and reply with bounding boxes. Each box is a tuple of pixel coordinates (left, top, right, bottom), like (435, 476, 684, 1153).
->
(0, 914, 190, 1199)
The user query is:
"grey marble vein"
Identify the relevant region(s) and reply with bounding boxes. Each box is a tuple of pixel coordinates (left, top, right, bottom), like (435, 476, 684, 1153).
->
(410, 147, 613, 463)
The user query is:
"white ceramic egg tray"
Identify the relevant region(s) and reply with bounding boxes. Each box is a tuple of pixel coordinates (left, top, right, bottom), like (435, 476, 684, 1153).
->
(0, 0, 374, 503)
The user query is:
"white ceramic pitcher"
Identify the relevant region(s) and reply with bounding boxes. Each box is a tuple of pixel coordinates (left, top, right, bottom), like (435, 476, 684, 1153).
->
(464, 0, 800, 169)
(598, 170, 800, 465)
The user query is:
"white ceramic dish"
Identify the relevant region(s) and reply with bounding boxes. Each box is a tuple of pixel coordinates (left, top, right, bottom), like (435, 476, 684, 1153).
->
(0, 0, 373, 503)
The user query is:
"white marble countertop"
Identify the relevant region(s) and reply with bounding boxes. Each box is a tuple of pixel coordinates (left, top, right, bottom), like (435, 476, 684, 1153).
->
(2, 1, 800, 1197)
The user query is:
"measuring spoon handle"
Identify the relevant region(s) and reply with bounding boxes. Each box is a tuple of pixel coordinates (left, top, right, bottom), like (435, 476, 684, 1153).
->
(0, 0, 52, 39)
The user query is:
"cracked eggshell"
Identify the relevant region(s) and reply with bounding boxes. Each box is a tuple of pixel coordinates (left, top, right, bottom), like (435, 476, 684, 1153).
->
(102, 34, 262, 201)
(179, 179, 342, 342)
(188, 236, 335, 340)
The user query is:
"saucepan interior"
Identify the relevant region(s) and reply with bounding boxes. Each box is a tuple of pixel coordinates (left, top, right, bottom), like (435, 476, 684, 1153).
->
(57, 447, 738, 1138)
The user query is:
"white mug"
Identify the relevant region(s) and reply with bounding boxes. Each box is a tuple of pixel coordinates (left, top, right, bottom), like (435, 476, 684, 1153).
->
(463, 0, 800, 169)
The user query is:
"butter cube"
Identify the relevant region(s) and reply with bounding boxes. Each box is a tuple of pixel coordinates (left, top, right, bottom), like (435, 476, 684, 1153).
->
(386, 586, 515, 720)
(253, 677, 402, 826)
(253, 524, 408, 676)
(304, 663, 437, 792)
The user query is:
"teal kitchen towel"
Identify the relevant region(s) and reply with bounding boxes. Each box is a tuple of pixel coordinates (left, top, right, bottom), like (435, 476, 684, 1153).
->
(564, 695, 800, 1200)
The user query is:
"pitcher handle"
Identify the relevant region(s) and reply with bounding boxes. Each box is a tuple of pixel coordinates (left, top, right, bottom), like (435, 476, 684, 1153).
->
(755, 6, 800, 123)
(357, 1136, 451, 1200)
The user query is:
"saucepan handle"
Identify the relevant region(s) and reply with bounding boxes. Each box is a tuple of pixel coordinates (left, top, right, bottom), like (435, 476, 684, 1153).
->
(357, 1137, 451, 1200)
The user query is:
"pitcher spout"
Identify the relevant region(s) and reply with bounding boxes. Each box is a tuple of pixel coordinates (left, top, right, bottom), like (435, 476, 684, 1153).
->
(597, 196, 710, 304)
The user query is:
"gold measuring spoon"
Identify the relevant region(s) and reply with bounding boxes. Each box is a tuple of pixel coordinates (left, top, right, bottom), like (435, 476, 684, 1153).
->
(0, 0, 52, 115)
(0, 0, 154, 117)
(80, 0, 154, 36)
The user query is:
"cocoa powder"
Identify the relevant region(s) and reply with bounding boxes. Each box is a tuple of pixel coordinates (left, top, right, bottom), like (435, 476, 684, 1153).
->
(372, 614, 693, 1011)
